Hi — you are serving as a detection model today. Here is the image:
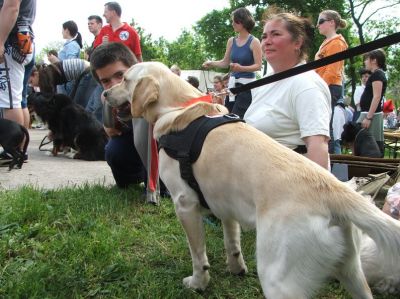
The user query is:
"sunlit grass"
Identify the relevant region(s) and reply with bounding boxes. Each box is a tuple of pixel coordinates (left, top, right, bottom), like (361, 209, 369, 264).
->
(0, 185, 393, 298)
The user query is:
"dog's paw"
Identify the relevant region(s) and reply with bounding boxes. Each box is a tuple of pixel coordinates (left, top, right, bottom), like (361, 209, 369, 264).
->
(146, 191, 160, 205)
(227, 252, 248, 275)
(65, 151, 76, 159)
(183, 272, 210, 291)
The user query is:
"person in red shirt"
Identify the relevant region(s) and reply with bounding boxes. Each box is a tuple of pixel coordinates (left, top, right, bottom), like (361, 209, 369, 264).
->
(93, 2, 142, 62)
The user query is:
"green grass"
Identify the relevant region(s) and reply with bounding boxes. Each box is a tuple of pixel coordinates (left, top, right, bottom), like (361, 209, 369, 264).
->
(0, 185, 393, 298)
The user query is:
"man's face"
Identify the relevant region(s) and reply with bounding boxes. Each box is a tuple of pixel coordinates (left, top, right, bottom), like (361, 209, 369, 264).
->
(103, 6, 114, 24)
(96, 61, 129, 90)
(88, 19, 102, 36)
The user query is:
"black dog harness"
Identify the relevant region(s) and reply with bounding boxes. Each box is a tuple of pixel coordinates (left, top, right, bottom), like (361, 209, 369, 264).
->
(159, 114, 244, 209)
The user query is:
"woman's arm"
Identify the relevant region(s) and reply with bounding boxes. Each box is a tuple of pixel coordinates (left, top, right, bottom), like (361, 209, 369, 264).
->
(361, 80, 383, 129)
(303, 135, 330, 169)
(230, 37, 262, 73)
(202, 38, 233, 69)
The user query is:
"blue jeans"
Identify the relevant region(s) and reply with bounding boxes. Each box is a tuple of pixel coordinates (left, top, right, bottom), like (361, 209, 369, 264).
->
(85, 84, 103, 122)
(22, 49, 35, 108)
(333, 139, 342, 154)
(328, 85, 343, 154)
(73, 73, 98, 108)
(105, 130, 145, 188)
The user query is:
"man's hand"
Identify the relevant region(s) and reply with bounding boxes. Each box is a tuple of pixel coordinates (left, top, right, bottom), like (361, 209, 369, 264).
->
(104, 126, 122, 137)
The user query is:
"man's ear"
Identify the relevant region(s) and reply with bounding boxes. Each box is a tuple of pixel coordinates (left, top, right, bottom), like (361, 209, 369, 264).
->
(131, 75, 159, 117)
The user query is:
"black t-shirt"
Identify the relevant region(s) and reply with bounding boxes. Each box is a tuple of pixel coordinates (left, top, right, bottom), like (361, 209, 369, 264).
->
(360, 69, 387, 112)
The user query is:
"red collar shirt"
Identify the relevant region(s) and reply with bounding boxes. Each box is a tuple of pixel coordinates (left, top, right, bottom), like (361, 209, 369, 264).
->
(94, 23, 141, 57)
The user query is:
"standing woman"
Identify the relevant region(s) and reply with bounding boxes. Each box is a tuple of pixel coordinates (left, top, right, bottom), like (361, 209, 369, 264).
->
(315, 10, 348, 153)
(59, 20, 82, 60)
(58, 20, 83, 94)
(202, 7, 262, 118)
(244, 9, 331, 169)
(359, 49, 387, 156)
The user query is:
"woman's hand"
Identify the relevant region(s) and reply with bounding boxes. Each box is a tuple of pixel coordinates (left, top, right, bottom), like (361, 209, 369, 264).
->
(202, 61, 212, 69)
(361, 118, 372, 129)
(230, 62, 241, 72)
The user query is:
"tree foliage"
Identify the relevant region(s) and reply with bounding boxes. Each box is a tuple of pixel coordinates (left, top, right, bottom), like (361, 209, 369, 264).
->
(347, 0, 400, 100)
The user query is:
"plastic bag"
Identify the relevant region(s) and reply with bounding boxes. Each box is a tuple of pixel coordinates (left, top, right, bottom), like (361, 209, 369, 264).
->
(386, 183, 400, 218)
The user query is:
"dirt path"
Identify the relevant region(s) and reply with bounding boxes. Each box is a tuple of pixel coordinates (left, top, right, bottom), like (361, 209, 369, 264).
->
(0, 128, 115, 190)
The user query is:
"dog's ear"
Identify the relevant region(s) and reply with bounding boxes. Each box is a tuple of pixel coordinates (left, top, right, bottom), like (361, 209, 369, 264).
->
(131, 75, 160, 117)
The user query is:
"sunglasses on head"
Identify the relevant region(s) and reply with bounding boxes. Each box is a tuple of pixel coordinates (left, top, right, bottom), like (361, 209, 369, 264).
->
(317, 18, 330, 25)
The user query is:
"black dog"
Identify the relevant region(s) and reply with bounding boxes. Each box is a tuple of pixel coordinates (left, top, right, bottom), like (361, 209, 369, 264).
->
(341, 122, 382, 158)
(0, 118, 29, 170)
(29, 93, 108, 161)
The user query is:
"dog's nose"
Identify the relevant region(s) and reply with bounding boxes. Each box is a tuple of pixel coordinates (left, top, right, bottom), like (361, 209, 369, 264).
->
(103, 91, 108, 98)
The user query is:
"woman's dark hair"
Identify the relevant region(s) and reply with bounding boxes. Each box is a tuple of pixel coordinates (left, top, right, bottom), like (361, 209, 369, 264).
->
(90, 42, 137, 83)
(62, 20, 83, 48)
(262, 7, 315, 61)
(105, 2, 122, 17)
(359, 68, 372, 76)
(232, 7, 255, 32)
(363, 49, 387, 71)
(38, 63, 63, 95)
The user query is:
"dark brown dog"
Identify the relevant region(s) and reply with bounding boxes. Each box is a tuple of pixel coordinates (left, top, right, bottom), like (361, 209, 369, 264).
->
(0, 118, 29, 170)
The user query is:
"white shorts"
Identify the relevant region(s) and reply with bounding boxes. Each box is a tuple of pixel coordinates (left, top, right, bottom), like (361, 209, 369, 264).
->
(0, 44, 33, 109)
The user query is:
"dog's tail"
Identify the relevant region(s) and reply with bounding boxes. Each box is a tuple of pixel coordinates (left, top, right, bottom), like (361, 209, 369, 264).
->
(329, 186, 400, 264)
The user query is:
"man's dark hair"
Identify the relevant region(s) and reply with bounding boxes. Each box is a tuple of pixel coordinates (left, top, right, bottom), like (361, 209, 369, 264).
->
(187, 76, 200, 89)
(88, 15, 103, 24)
(47, 49, 58, 57)
(90, 42, 136, 82)
(359, 68, 372, 76)
(105, 2, 122, 17)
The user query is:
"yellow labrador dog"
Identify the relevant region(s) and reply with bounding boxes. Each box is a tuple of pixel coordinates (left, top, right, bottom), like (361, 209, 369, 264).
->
(103, 62, 400, 299)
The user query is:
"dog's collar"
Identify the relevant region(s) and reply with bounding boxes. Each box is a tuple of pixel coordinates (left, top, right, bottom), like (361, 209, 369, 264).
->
(180, 94, 213, 107)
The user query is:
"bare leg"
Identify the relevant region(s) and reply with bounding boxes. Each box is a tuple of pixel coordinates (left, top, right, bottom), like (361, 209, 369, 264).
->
(22, 107, 30, 128)
(3, 108, 24, 126)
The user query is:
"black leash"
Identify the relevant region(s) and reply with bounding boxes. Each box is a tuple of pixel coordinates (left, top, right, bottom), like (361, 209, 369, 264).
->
(230, 32, 400, 95)
(38, 134, 52, 152)
(3, 56, 14, 109)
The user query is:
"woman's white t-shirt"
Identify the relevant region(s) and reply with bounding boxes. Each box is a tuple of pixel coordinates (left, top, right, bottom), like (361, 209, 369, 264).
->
(244, 69, 331, 149)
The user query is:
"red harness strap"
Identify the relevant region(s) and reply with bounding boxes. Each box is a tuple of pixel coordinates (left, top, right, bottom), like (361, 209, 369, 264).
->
(149, 94, 213, 195)
(180, 94, 213, 107)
